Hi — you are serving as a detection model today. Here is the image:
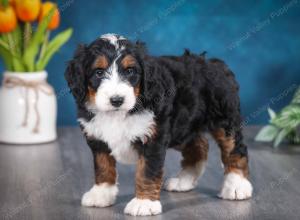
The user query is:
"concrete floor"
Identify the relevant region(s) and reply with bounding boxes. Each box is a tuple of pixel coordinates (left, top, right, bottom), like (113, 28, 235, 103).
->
(0, 126, 300, 220)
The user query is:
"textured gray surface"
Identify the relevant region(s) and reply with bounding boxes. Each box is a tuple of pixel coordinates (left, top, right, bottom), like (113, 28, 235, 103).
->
(0, 126, 300, 220)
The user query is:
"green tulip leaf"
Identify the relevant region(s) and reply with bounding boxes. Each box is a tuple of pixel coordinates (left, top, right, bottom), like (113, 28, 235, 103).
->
(22, 8, 55, 71)
(0, 34, 25, 71)
(0, 44, 13, 71)
(36, 28, 73, 71)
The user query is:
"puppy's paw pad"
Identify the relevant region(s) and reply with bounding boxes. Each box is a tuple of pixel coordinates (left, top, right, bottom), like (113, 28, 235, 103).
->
(164, 177, 196, 192)
(124, 198, 162, 216)
(218, 173, 253, 200)
(81, 184, 118, 207)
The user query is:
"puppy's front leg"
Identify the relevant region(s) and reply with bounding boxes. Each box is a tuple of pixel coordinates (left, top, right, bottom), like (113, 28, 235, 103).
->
(125, 143, 166, 216)
(81, 139, 118, 207)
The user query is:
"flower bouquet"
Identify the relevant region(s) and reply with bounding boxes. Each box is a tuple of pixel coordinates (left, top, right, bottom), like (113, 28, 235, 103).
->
(0, 0, 73, 144)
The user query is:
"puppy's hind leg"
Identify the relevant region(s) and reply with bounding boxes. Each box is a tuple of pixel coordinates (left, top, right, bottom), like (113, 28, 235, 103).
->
(212, 128, 253, 200)
(164, 134, 209, 192)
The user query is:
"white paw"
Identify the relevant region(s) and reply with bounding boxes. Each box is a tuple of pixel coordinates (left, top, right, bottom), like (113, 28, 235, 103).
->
(218, 172, 253, 200)
(124, 198, 162, 216)
(164, 161, 206, 192)
(81, 183, 118, 207)
(164, 177, 196, 192)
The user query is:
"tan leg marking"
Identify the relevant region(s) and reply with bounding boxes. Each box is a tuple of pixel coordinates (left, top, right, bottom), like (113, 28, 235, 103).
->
(181, 135, 209, 168)
(95, 152, 117, 184)
(212, 129, 248, 177)
(124, 156, 163, 216)
(212, 129, 252, 200)
(81, 152, 118, 207)
(135, 156, 162, 200)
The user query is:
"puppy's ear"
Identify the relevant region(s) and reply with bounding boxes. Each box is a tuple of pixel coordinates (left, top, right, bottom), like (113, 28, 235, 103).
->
(140, 56, 168, 113)
(65, 44, 88, 107)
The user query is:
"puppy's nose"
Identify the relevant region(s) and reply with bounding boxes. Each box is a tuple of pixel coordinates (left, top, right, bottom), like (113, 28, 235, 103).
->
(110, 95, 124, 108)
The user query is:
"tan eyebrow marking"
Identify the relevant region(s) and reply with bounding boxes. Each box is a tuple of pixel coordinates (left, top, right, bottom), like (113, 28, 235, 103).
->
(93, 55, 109, 69)
(121, 55, 136, 69)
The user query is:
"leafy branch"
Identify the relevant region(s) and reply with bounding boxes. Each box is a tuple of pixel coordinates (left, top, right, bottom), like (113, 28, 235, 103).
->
(255, 87, 300, 147)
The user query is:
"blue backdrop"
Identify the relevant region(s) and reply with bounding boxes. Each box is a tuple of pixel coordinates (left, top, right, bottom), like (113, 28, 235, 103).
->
(1, 0, 300, 125)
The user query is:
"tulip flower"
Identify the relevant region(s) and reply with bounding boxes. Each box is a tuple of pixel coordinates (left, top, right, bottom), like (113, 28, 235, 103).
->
(39, 1, 60, 30)
(0, 4, 17, 33)
(9, 0, 15, 8)
(15, 0, 41, 22)
(0, 0, 72, 72)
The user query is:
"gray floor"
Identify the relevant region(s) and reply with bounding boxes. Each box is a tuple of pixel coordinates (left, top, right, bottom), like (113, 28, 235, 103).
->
(0, 126, 300, 220)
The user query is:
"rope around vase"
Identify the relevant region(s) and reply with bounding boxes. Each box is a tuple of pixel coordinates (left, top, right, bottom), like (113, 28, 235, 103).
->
(2, 76, 54, 133)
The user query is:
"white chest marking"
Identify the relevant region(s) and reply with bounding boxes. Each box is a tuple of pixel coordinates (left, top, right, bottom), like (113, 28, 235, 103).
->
(79, 111, 155, 164)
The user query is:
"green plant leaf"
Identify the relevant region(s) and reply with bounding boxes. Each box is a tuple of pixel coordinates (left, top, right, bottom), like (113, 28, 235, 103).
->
(0, 37, 10, 51)
(291, 87, 300, 104)
(0, 36, 12, 70)
(273, 128, 291, 148)
(271, 105, 300, 129)
(1, 33, 25, 71)
(22, 8, 55, 71)
(0, 44, 13, 71)
(281, 105, 300, 128)
(36, 28, 73, 70)
(0, 0, 9, 7)
(255, 125, 279, 142)
(12, 25, 22, 55)
(287, 130, 300, 144)
(268, 108, 276, 120)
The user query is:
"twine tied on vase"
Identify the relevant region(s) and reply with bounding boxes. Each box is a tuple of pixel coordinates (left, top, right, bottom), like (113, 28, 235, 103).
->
(2, 76, 54, 133)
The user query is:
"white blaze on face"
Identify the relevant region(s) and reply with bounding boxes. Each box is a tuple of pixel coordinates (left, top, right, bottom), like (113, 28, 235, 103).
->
(95, 56, 136, 112)
(100, 33, 126, 51)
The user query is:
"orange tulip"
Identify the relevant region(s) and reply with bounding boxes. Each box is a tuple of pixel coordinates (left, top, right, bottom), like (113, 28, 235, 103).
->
(0, 5, 17, 33)
(39, 2, 60, 30)
(15, 0, 41, 22)
(9, 0, 16, 8)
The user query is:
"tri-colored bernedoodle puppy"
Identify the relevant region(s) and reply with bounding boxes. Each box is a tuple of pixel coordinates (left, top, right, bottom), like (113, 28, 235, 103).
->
(65, 33, 253, 216)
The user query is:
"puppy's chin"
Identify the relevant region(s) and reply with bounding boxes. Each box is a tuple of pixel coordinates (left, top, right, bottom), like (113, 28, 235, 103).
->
(97, 106, 132, 114)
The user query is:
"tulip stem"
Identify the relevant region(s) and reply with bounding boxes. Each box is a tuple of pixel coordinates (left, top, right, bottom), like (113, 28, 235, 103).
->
(24, 22, 32, 49)
(7, 32, 15, 53)
(7, 32, 25, 72)
(39, 30, 50, 61)
(0, 38, 10, 51)
(0, 34, 20, 59)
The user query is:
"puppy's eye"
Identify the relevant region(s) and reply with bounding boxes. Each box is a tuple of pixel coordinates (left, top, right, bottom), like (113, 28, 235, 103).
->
(94, 68, 105, 78)
(125, 67, 136, 76)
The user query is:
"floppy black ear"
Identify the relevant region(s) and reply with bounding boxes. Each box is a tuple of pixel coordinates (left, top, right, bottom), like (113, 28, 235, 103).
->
(65, 44, 88, 107)
(134, 42, 155, 104)
(134, 40, 176, 114)
(139, 57, 172, 113)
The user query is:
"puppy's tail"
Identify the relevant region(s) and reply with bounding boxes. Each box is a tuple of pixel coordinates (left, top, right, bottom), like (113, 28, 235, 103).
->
(183, 49, 207, 62)
(199, 51, 207, 62)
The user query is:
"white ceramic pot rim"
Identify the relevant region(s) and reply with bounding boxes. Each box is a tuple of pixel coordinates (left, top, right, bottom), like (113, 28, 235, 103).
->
(4, 71, 48, 81)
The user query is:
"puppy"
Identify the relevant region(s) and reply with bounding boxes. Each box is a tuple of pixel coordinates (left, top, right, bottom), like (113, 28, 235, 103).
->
(65, 33, 253, 216)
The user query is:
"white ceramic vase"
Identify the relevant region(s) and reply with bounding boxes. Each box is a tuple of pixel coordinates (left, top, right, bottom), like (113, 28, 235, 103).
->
(0, 71, 57, 144)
